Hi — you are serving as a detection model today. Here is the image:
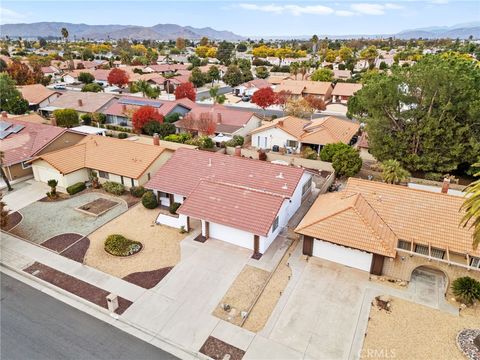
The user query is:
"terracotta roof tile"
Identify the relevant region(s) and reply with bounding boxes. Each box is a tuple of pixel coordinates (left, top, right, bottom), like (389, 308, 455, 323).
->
(17, 84, 59, 105)
(331, 83, 362, 97)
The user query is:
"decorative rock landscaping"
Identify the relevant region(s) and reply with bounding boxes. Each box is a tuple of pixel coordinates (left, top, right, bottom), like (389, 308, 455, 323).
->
(104, 234, 142, 257)
(457, 329, 480, 360)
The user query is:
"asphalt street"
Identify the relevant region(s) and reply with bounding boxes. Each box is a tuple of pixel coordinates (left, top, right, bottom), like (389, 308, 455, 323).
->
(0, 273, 177, 360)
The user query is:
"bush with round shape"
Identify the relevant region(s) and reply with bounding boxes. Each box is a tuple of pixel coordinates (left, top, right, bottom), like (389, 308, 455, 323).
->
(130, 186, 145, 198)
(118, 132, 128, 139)
(302, 147, 318, 160)
(143, 121, 176, 138)
(452, 276, 480, 305)
(164, 112, 181, 123)
(142, 191, 158, 209)
(82, 83, 103, 93)
(53, 108, 79, 128)
(102, 181, 125, 195)
(319, 142, 351, 162)
(332, 147, 362, 178)
(104, 234, 142, 256)
(66, 182, 86, 195)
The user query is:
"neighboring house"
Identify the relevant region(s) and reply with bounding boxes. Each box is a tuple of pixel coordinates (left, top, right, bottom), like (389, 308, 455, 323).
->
(0, 116, 85, 181)
(31, 135, 170, 190)
(175, 105, 262, 140)
(267, 75, 292, 86)
(331, 83, 363, 104)
(146, 148, 313, 257)
(198, 64, 227, 78)
(143, 64, 189, 74)
(274, 80, 333, 102)
(63, 69, 110, 86)
(333, 69, 352, 80)
(39, 92, 118, 117)
(103, 96, 197, 127)
(295, 178, 480, 282)
(250, 116, 360, 154)
(17, 84, 61, 111)
(356, 132, 376, 162)
(41, 66, 61, 77)
(233, 79, 271, 96)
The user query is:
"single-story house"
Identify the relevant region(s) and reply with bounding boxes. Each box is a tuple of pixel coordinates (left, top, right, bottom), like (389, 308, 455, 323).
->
(175, 105, 262, 140)
(146, 148, 313, 257)
(331, 83, 363, 104)
(41, 66, 61, 77)
(233, 79, 271, 96)
(250, 116, 360, 154)
(143, 64, 190, 74)
(17, 84, 61, 111)
(0, 115, 85, 181)
(31, 135, 170, 190)
(333, 69, 352, 80)
(103, 96, 197, 127)
(267, 75, 292, 86)
(274, 80, 333, 102)
(295, 178, 480, 282)
(39, 92, 118, 117)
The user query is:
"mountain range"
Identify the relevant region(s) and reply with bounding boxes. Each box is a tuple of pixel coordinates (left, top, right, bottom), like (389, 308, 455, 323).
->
(0, 21, 479, 41)
(0, 22, 245, 41)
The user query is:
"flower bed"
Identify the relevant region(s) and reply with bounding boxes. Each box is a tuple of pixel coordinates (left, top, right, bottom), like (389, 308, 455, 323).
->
(104, 234, 142, 257)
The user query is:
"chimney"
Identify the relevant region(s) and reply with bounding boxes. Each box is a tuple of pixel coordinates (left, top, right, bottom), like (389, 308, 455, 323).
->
(234, 145, 241, 157)
(1, 111, 7, 119)
(217, 113, 222, 124)
(122, 104, 127, 112)
(441, 178, 450, 194)
(278, 120, 284, 127)
(78, 99, 83, 107)
(153, 133, 160, 146)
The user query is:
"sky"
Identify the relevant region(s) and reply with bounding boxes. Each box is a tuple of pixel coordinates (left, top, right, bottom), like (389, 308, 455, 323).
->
(1, 1, 479, 37)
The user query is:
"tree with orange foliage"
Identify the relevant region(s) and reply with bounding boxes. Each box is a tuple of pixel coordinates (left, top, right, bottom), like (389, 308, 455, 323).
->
(132, 106, 164, 133)
(197, 112, 217, 135)
(304, 94, 326, 113)
(251, 87, 276, 117)
(174, 82, 196, 102)
(107, 68, 129, 88)
(275, 90, 291, 115)
(7, 61, 35, 85)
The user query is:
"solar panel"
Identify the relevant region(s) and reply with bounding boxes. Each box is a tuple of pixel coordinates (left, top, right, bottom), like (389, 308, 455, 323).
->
(0, 121, 12, 131)
(9, 125, 25, 133)
(0, 130, 13, 140)
(118, 98, 162, 108)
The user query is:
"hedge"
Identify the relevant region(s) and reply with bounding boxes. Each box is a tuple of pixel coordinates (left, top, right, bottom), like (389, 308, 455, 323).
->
(102, 181, 125, 195)
(104, 234, 142, 256)
(66, 182, 86, 195)
(130, 186, 146, 198)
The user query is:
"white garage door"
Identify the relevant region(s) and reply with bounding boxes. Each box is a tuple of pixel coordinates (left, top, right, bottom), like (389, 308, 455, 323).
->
(313, 239, 373, 272)
(35, 166, 64, 187)
(209, 222, 254, 250)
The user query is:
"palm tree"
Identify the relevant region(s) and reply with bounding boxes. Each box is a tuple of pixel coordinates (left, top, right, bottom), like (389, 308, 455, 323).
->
(135, 80, 150, 97)
(0, 152, 12, 192)
(61, 27, 69, 43)
(311, 34, 319, 54)
(299, 61, 309, 80)
(460, 164, 480, 249)
(290, 62, 299, 80)
(380, 160, 410, 184)
(209, 86, 226, 105)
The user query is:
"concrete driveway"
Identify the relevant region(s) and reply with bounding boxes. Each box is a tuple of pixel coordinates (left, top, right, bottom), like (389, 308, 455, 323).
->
(3, 180, 50, 212)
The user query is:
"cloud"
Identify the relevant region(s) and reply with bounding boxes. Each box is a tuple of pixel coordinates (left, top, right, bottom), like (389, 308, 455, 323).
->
(335, 10, 355, 17)
(0, 7, 27, 24)
(350, 3, 403, 15)
(238, 3, 334, 16)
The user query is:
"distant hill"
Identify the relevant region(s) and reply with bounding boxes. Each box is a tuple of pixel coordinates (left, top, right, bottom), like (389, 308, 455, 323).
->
(396, 22, 480, 39)
(0, 22, 245, 41)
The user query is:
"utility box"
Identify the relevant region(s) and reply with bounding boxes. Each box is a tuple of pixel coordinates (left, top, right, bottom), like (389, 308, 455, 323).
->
(106, 293, 119, 313)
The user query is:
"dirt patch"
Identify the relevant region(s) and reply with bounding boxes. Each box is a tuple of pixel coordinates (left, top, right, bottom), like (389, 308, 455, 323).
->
(41, 233, 83, 252)
(2, 211, 22, 231)
(122, 267, 173, 289)
(363, 296, 480, 360)
(87, 188, 140, 208)
(24, 262, 132, 315)
(199, 336, 245, 360)
(77, 198, 119, 216)
(60, 237, 90, 263)
(213, 265, 270, 326)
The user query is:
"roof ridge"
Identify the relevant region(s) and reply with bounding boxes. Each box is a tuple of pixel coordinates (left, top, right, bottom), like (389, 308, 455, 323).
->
(198, 179, 289, 199)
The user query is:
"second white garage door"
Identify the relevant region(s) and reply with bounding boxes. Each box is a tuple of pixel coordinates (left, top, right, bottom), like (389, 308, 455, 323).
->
(313, 239, 373, 272)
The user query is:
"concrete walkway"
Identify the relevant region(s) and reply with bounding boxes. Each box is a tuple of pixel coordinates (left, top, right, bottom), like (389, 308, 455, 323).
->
(3, 180, 50, 212)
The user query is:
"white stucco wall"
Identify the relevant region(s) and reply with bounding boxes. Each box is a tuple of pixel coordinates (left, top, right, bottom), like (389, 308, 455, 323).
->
(157, 213, 189, 230)
(32, 160, 88, 190)
(233, 115, 262, 138)
(251, 127, 299, 152)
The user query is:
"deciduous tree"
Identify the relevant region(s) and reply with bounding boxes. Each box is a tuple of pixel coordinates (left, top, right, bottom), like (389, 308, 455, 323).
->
(311, 68, 333, 82)
(251, 87, 276, 116)
(175, 82, 196, 101)
(222, 64, 243, 87)
(107, 68, 129, 88)
(132, 106, 164, 133)
(0, 74, 29, 115)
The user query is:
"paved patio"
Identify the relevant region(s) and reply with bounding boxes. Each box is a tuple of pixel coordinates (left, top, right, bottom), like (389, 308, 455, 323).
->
(9, 192, 127, 244)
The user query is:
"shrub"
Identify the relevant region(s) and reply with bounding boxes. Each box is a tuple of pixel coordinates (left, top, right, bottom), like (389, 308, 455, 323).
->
(143, 121, 176, 138)
(80, 113, 92, 125)
(142, 191, 158, 209)
(332, 147, 362, 177)
(102, 181, 125, 195)
(452, 277, 480, 305)
(224, 135, 244, 147)
(319, 142, 351, 162)
(164, 133, 192, 143)
(53, 108, 79, 128)
(78, 72, 94, 84)
(118, 132, 128, 139)
(82, 83, 103, 93)
(186, 136, 214, 149)
(164, 112, 181, 123)
(66, 182, 86, 195)
(425, 172, 444, 182)
(169, 202, 181, 214)
(302, 147, 318, 160)
(130, 186, 145, 198)
(104, 234, 142, 256)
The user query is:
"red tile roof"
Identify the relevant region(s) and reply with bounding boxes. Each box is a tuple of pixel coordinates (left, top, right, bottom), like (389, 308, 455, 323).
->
(103, 96, 197, 117)
(178, 180, 285, 236)
(145, 148, 304, 198)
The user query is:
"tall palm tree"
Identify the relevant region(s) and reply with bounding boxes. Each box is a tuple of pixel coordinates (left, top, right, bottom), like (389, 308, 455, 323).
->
(460, 164, 480, 249)
(0, 151, 12, 191)
(209, 86, 226, 105)
(380, 160, 410, 184)
(299, 61, 309, 80)
(135, 80, 150, 97)
(61, 27, 69, 44)
(311, 34, 319, 54)
(290, 62, 299, 80)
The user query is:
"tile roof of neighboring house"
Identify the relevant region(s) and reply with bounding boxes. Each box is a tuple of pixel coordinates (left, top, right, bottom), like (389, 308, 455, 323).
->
(250, 116, 360, 145)
(166, 75, 190, 85)
(357, 132, 369, 149)
(0, 117, 68, 166)
(274, 80, 332, 96)
(273, 82, 304, 95)
(17, 84, 59, 106)
(267, 75, 291, 85)
(237, 79, 271, 89)
(145, 64, 189, 72)
(333, 69, 352, 79)
(296, 178, 479, 257)
(35, 135, 165, 179)
(178, 180, 285, 236)
(103, 96, 197, 118)
(331, 83, 363, 97)
(175, 105, 256, 134)
(41, 66, 59, 74)
(145, 148, 305, 198)
(44, 92, 117, 113)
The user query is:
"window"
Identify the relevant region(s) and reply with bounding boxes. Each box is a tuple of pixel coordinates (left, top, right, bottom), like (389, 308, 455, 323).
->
(470, 257, 480, 269)
(21, 161, 31, 169)
(302, 177, 312, 196)
(272, 216, 279, 233)
(98, 171, 109, 179)
(131, 178, 135, 187)
(397, 240, 412, 251)
(414, 244, 429, 256)
(286, 140, 298, 148)
(431, 247, 445, 259)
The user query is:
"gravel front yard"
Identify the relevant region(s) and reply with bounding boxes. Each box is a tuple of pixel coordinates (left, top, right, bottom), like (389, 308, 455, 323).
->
(10, 193, 127, 243)
(84, 204, 190, 278)
(363, 297, 480, 360)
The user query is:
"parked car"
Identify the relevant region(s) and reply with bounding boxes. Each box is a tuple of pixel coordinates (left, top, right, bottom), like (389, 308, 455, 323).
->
(241, 95, 251, 102)
(53, 84, 66, 90)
